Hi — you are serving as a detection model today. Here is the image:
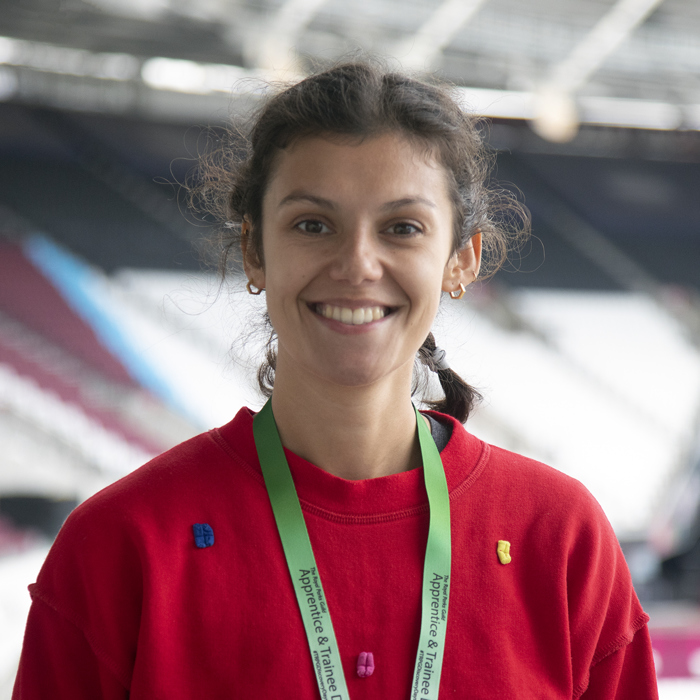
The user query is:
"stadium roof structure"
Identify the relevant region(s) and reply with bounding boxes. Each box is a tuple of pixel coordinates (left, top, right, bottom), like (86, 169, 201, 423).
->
(2, 0, 700, 136)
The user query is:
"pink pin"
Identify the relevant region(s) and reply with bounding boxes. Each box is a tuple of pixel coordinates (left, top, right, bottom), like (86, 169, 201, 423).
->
(356, 651, 375, 678)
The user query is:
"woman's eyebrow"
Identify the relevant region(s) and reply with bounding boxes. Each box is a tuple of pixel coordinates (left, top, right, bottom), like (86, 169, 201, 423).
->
(277, 192, 337, 209)
(380, 197, 437, 211)
(276, 193, 437, 211)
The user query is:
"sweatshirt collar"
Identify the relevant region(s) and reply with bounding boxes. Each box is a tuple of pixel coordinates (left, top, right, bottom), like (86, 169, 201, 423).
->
(215, 407, 487, 520)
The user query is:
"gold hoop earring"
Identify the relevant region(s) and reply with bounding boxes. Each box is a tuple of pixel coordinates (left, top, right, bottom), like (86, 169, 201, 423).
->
(246, 280, 264, 295)
(449, 283, 466, 300)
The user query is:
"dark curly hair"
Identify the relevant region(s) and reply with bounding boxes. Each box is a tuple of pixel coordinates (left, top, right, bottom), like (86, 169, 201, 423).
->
(189, 61, 530, 422)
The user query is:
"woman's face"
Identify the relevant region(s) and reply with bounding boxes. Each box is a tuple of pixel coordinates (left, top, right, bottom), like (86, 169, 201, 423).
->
(245, 132, 481, 390)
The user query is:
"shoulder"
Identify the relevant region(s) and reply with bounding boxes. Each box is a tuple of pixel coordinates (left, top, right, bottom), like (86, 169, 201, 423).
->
(33, 407, 259, 599)
(437, 412, 601, 517)
(444, 421, 649, 674)
(68, 406, 258, 523)
(24, 415, 256, 691)
(437, 415, 621, 576)
(486, 440, 602, 514)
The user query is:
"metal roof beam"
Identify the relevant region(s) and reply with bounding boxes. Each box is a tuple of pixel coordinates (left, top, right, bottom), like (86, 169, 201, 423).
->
(394, 0, 490, 72)
(254, 0, 328, 72)
(547, 0, 667, 94)
(533, 0, 667, 141)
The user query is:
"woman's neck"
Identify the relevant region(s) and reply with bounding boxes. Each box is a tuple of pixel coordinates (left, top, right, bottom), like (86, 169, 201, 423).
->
(270, 359, 423, 480)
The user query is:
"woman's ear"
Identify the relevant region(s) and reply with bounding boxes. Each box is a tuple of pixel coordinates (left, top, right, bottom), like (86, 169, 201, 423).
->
(442, 231, 482, 294)
(241, 220, 266, 290)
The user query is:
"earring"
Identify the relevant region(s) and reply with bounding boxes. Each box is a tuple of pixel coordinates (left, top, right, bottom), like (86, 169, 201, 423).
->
(449, 283, 466, 300)
(246, 280, 264, 295)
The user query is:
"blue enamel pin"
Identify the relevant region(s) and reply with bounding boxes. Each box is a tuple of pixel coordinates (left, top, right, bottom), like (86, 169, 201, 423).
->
(193, 523, 215, 548)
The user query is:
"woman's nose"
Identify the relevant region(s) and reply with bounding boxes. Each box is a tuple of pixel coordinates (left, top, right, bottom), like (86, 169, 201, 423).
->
(328, 227, 383, 285)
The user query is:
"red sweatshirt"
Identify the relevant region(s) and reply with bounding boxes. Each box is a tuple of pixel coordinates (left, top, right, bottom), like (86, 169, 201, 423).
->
(14, 408, 657, 699)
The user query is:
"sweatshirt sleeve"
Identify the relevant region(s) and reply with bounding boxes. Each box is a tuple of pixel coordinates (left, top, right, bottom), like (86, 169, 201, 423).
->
(559, 479, 658, 699)
(12, 596, 128, 700)
(579, 624, 659, 700)
(11, 475, 147, 698)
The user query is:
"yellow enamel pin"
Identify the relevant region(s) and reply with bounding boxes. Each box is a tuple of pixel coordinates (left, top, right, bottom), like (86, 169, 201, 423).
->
(497, 540, 512, 565)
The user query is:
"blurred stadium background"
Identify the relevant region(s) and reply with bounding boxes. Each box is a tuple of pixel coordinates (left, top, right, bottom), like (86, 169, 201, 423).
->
(1, 0, 700, 696)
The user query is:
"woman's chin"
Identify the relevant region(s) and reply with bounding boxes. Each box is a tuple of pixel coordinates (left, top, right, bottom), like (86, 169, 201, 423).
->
(275, 343, 414, 392)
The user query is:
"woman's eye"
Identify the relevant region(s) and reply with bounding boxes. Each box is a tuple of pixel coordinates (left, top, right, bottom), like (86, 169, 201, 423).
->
(296, 220, 330, 235)
(386, 222, 421, 236)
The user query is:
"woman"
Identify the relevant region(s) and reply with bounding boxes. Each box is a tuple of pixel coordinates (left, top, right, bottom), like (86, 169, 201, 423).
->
(14, 63, 657, 699)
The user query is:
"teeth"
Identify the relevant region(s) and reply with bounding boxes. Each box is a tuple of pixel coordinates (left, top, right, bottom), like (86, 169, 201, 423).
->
(318, 304, 387, 325)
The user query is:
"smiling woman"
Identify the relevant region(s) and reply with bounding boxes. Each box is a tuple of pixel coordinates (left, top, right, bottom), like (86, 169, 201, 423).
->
(199, 62, 522, 427)
(250, 133, 477, 479)
(13, 62, 658, 699)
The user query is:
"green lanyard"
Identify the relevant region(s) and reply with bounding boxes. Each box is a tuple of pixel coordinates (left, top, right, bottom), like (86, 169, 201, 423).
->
(253, 400, 451, 700)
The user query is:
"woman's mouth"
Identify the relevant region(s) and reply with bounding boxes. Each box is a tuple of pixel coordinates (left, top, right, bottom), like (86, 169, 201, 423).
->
(312, 303, 391, 326)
